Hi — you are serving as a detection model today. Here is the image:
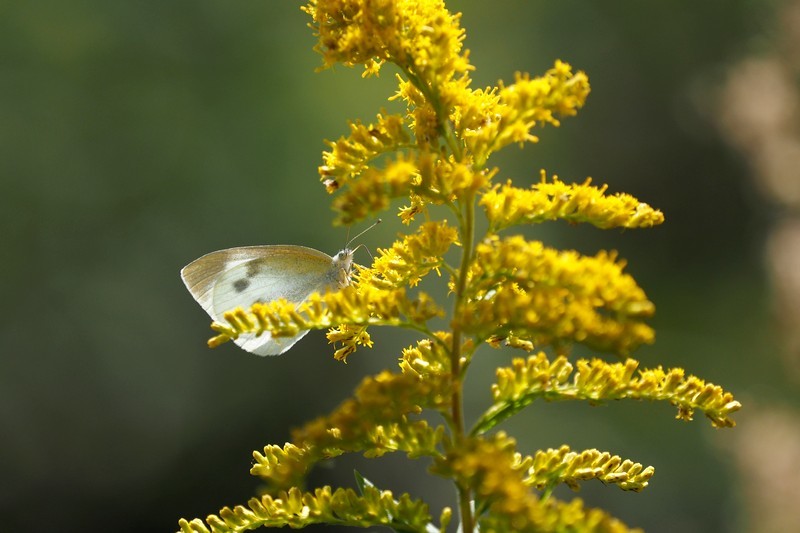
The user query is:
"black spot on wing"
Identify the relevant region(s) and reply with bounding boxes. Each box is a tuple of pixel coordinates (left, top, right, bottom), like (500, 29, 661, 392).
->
(233, 278, 250, 292)
(246, 261, 262, 278)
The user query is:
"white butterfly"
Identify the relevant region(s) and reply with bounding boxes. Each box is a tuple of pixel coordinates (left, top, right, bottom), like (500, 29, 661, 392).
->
(181, 245, 355, 356)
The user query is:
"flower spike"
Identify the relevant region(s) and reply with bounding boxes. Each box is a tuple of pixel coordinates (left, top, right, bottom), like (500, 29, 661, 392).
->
(180, 2, 742, 531)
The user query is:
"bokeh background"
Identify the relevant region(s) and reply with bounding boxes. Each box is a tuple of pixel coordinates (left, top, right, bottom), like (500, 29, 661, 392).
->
(3, 1, 799, 531)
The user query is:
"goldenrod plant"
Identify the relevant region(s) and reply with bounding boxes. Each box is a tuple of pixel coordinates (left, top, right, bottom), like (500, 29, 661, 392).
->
(178, 1, 741, 531)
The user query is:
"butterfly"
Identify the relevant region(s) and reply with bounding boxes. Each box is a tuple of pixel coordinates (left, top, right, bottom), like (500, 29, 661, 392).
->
(180, 221, 378, 356)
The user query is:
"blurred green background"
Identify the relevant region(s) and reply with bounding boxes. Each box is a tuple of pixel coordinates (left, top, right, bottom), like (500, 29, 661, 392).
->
(2, 1, 797, 531)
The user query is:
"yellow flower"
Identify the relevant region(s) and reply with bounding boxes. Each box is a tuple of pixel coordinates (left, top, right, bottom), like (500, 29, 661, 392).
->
(303, 0, 471, 85)
(457, 235, 655, 355)
(481, 172, 665, 232)
(319, 112, 410, 192)
(363, 220, 460, 288)
(518, 445, 655, 493)
(329, 155, 419, 225)
(400, 331, 455, 378)
(472, 353, 742, 435)
(431, 432, 640, 532)
(178, 485, 434, 532)
(462, 62, 591, 164)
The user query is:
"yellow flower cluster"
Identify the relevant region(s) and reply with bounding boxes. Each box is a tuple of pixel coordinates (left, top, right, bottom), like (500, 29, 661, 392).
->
(326, 68, 592, 225)
(478, 497, 642, 533)
(178, 485, 433, 532)
(247, 442, 309, 493)
(250, 371, 450, 490)
(329, 155, 418, 225)
(462, 63, 590, 164)
(458, 235, 655, 355)
(329, 151, 492, 225)
(360, 220, 459, 288)
(471, 353, 742, 435)
(325, 324, 372, 361)
(292, 375, 448, 450)
(320, 113, 410, 192)
(399, 331, 456, 378)
(519, 445, 655, 493)
(481, 172, 665, 232)
(431, 432, 639, 533)
(414, 156, 492, 207)
(303, 0, 470, 85)
(431, 433, 533, 524)
(306, 3, 591, 225)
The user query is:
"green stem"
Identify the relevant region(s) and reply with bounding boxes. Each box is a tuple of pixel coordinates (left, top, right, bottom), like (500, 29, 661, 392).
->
(450, 194, 476, 532)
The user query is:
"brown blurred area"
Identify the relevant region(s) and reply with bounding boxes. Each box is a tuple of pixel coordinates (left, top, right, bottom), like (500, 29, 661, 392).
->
(709, 1, 800, 530)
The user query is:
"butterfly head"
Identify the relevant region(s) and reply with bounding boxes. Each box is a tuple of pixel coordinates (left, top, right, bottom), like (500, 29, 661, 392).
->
(334, 219, 381, 288)
(332, 248, 355, 288)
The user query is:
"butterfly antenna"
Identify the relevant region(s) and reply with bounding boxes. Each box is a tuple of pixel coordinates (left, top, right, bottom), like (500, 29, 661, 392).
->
(344, 224, 352, 249)
(351, 242, 375, 262)
(346, 218, 382, 249)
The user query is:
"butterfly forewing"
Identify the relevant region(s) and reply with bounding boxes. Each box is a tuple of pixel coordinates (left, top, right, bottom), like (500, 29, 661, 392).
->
(211, 247, 335, 316)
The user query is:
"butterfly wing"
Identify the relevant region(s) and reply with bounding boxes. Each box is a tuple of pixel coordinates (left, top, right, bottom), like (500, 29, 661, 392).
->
(181, 245, 336, 356)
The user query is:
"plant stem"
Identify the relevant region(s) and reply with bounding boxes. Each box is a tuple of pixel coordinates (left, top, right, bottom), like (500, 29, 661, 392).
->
(451, 194, 475, 532)
(404, 62, 474, 533)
